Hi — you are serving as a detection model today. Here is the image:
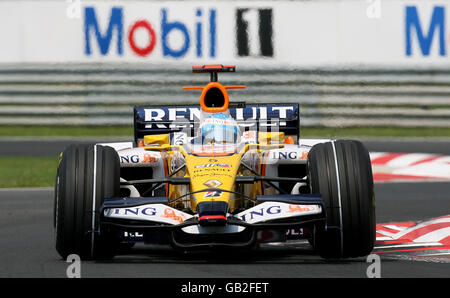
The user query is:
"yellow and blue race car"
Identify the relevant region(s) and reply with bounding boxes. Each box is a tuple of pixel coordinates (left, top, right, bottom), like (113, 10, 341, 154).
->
(54, 65, 375, 260)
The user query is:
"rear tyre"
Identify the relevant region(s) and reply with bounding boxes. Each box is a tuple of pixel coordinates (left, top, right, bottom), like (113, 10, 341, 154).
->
(307, 140, 375, 258)
(54, 144, 120, 260)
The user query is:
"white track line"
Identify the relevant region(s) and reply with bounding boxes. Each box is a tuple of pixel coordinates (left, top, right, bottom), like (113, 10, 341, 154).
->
(414, 227, 450, 243)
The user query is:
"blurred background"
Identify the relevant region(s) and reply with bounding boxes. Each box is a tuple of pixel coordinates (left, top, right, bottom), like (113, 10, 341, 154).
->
(0, 0, 449, 187)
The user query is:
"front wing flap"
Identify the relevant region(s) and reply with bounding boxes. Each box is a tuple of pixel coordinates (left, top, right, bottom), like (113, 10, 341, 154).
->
(100, 195, 326, 248)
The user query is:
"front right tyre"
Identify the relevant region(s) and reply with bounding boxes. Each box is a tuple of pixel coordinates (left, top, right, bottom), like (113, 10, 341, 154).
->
(307, 140, 376, 258)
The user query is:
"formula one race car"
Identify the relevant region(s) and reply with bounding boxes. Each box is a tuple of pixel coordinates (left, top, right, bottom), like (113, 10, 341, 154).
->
(54, 65, 375, 260)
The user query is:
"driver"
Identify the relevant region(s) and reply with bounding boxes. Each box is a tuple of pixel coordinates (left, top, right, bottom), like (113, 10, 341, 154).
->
(197, 113, 240, 144)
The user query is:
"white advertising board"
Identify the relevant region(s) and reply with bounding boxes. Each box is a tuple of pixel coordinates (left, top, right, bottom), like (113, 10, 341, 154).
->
(0, 0, 449, 67)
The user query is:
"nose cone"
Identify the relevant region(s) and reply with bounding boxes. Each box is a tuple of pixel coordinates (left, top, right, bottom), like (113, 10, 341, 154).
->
(197, 201, 229, 226)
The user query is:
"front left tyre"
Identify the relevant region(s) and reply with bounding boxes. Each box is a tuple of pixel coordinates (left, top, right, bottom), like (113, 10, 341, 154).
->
(54, 144, 120, 260)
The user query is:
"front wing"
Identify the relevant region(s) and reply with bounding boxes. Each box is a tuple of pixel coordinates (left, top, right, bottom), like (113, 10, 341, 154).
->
(99, 194, 326, 249)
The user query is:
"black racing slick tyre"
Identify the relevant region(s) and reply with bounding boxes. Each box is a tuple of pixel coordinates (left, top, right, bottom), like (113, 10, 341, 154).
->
(308, 140, 375, 259)
(54, 144, 120, 260)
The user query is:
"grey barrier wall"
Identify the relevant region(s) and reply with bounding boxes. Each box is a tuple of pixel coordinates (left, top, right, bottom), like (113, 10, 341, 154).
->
(0, 0, 449, 128)
(0, 64, 448, 127)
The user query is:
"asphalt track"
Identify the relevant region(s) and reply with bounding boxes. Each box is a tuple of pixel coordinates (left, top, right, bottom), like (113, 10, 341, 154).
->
(0, 139, 449, 278)
(0, 183, 449, 278)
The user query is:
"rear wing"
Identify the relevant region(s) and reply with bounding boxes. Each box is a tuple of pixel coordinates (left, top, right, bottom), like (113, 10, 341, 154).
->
(133, 103, 300, 144)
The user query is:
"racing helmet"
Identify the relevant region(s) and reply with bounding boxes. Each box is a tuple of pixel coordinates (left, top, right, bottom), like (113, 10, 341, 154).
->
(199, 113, 240, 144)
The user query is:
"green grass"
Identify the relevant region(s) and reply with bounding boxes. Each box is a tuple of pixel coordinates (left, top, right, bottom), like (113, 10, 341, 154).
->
(0, 125, 133, 137)
(0, 125, 449, 138)
(0, 157, 58, 188)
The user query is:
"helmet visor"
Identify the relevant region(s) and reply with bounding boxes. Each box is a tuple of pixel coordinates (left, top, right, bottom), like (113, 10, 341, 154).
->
(202, 124, 239, 144)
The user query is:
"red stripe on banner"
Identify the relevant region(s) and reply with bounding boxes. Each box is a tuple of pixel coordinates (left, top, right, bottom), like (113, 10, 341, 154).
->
(371, 153, 405, 165)
(439, 236, 450, 245)
(374, 245, 450, 254)
(409, 155, 442, 166)
(398, 222, 450, 241)
(434, 215, 450, 220)
(372, 173, 436, 182)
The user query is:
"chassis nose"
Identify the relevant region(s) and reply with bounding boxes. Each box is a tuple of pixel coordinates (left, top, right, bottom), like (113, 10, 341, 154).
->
(197, 201, 229, 226)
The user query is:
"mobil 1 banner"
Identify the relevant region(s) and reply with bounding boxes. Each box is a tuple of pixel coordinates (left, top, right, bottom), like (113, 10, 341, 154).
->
(236, 8, 274, 58)
(0, 0, 449, 67)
